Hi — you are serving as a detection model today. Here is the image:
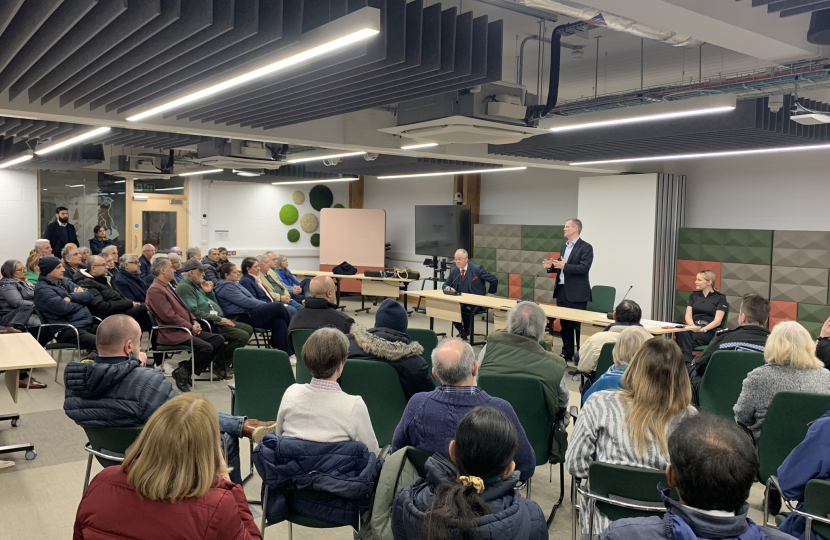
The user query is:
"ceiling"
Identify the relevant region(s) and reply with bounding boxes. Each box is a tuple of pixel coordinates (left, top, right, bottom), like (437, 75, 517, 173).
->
(736, 0, 830, 18)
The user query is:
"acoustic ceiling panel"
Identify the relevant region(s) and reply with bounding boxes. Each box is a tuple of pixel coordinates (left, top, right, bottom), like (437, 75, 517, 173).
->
(772, 230, 830, 269)
(771, 266, 829, 305)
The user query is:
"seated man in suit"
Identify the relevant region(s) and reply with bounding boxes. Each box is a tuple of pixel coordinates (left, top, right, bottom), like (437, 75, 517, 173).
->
(442, 249, 498, 340)
(33, 256, 97, 350)
(287, 275, 354, 336)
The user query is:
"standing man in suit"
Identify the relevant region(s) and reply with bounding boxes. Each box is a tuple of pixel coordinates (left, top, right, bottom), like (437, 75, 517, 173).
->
(43, 206, 79, 262)
(543, 219, 593, 361)
(443, 249, 498, 340)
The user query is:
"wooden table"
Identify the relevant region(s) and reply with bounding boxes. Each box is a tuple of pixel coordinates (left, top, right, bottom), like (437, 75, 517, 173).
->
(291, 270, 419, 314)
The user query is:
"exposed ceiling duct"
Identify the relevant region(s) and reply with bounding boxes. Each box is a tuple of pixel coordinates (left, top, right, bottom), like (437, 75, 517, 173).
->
(513, 0, 704, 47)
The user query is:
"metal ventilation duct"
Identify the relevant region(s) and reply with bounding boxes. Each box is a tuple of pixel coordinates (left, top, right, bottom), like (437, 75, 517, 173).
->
(303, 155, 507, 176)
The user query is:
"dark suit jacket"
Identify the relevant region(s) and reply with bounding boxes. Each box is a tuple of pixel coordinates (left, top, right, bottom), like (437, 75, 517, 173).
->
(139, 255, 152, 277)
(145, 279, 195, 345)
(43, 220, 79, 259)
(442, 263, 498, 295)
(547, 238, 593, 303)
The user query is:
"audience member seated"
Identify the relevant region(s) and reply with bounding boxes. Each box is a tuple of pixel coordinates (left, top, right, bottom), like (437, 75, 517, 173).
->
(176, 259, 252, 378)
(186, 245, 202, 262)
(287, 275, 354, 335)
(44, 206, 78, 261)
(276, 328, 378, 453)
(272, 253, 310, 303)
(347, 299, 434, 400)
(567, 338, 695, 537)
(138, 244, 155, 276)
(169, 252, 182, 283)
(576, 299, 643, 376)
(676, 270, 729, 367)
(392, 406, 547, 540)
(478, 301, 569, 423)
(201, 247, 221, 283)
(33, 256, 97, 351)
(777, 408, 830, 540)
(816, 316, 830, 370)
(114, 253, 147, 302)
(144, 253, 169, 287)
(169, 246, 183, 257)
(101, 245, 119, 278)
(597, 413, 793, 540)
(690, 293, 771, 396)
(34, 238, 53, 257)
(255, 253, 303, 314)
(213, 262, 291, 353)
(61, 244, 83, 281)
(79, 247, 90, 267)
(145, 257, 225, 392)
(63, 315, 269, 486)
(88, 225, 114, 255)
(392, 338, 536, 480)
(734, 321, 830, 445)
(582, 326, 652, 404)
(0, 259, 46, 389)
(73, 255, 149, 324)
(217, 247, 229, 264)
(73, 393, 263, 540)
(25, 251, 41, 286)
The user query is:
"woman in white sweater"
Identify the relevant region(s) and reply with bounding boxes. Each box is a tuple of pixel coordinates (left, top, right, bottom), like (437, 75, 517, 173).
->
(276, 327, 379, 454)
(566, 338, 695, 539)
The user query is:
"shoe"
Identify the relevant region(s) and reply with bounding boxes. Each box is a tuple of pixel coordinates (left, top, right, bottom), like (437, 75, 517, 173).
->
(225, 365, 234, 378)
(172, 367, 191, 392)
(242, 419, 276, 439)
(212, 366, 228, 380)
(289, 354, 297, 366)
(19, 377, 46, 389)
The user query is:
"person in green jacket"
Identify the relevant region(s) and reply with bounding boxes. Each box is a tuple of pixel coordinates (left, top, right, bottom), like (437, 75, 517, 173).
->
(176, 259, 252, 378)
(26, 251, 41, 286)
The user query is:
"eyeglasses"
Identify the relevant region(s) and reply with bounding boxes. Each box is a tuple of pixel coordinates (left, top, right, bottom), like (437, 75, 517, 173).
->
(92, 264, 107, 268)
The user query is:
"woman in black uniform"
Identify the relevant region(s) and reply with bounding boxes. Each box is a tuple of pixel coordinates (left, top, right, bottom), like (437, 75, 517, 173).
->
(677, 270, 728, 367)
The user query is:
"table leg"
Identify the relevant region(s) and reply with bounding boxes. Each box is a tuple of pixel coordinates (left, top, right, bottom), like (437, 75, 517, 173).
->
(469, 313, 475, 346)
(4, 369, 19, 404)
(430, 316, 434, 330)
(334, 278, 344, 311)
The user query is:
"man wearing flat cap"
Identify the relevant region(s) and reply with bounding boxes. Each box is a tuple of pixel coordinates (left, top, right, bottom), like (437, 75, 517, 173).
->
(33, 256, 97, 350)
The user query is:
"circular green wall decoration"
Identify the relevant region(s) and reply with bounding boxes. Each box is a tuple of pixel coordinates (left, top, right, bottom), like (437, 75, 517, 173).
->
(300, 213, 319, 233)
(292, 191, 305, 204)
(287, 229, 300, 242)
(310, 233, 320, 247)
(279, 204, 298, 225)
(333, 203, 345, 208)
(309, 185, 333, 211)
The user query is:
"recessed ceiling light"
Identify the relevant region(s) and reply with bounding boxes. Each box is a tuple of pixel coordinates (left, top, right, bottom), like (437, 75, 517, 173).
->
(401, 143, 439, 150)
(177, 169, 223, 177)
(378, 167, 527, 179)
(272, 177, 359, 185)
(550, 106, 735, 133)
(285, 151, 366, 164)
(569, 143, 830, 166)
(35, 127, 110, 155)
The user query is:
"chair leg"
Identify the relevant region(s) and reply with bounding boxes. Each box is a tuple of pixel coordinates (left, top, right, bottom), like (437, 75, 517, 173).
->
(546, 462, 565, 526)
(764, 477, 775, 527)
(54, 350, 62, 383)
(260, 487, 268, 533)
(288, 521, 293, 540)
(571, 479, 579, 540)
(83, 453, 93, 494)
(526, 477, 532, 500)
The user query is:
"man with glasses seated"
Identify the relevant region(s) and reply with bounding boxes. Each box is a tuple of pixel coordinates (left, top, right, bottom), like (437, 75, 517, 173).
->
(114, 254, 148, 303)
(442, 249, 498, 341)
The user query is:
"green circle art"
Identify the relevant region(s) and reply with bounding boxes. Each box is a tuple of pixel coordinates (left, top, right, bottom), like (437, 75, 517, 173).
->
(311, 233, 320, 247)
(309, 185, 333, 211)
(287, 229, 300, 242)
(280, 204, 298, 225)
(333, 203, 345, 208)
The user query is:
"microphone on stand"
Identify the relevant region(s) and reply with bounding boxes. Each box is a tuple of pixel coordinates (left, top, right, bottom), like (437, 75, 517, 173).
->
(607, 285, 633, 318)
(443, 267, 462, 296)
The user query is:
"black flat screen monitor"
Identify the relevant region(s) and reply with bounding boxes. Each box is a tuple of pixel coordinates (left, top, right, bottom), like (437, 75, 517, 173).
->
(415, 205, 471, 259)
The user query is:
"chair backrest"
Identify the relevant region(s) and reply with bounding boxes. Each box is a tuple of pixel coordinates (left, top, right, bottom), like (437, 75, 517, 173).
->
(405, 328, 438, 368)
(35, 308, 47, 325)
(588, 462, 677, 521)
(406, 447, 432, 478)
(233, 348, 294, 421)
(83, 426, 143, 468)
(478, 372, 551, 467)
(290, 329, 315, 384)
(698, 351, 765, 419)
(719, 302, 730, 330)
(805, 479, 830, 539)
(586, 286, 616, 314)
(339, 359, 407, 448)
(146, 310, 158, 327)
(596, 342, 616, 376)
(758, 391, 830, 482)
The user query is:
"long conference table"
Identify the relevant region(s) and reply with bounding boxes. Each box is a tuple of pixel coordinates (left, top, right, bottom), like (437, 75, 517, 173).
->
(408, 289, 695, 345)
(291, 270, 418, 313)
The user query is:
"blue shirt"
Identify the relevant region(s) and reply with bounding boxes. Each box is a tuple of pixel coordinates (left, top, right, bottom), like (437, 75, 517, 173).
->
(582, 364, 626, 404)
(559, 237, 580, 285)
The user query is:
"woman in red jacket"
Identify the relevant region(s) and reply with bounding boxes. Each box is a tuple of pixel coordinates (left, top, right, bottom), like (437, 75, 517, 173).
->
(73, 394, 262, 540)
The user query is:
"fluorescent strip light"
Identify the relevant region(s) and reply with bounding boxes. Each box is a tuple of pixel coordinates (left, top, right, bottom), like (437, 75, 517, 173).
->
(35, 127, 110, 155)
(272, 177, 359, 186)
(378, 167, 527, 179)
(0, 151, 33, 169)
(67, 184, 85, 188)
(155, 187, 185, 191)
(401, 143, 439, 150)
(285, 151, 365, 164)
(550, 106, 735, 133)
(569, 144, 830, 166)
(113, 180, 126, 184)
(177, 169, 223, 177)
(234, 170, 263, 177)
(126, 8, 381, 122)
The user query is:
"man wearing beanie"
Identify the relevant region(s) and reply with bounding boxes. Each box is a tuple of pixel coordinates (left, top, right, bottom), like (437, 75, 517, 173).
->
(33, 256, 97, 350)
(347, 299, 434, 400)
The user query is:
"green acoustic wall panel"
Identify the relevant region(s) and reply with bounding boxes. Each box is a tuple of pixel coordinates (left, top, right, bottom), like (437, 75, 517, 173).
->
(495, 272, 509, 298)
(521, 225, 564, 252)
(678, 228, 773, 265)
(798, 304, 830, 339)
(478, 258, 497, 274)
(677, 228, 702, 260)
(521, 275, 536, 301)
(674, 290, 691, 323)
(474, 247, 497, 261)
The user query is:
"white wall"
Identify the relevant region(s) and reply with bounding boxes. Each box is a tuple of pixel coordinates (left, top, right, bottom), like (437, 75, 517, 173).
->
(578, 174, 659, 319)
(678, 151, 830, 231)
(189, 178, 349, 268)
(479, 167, 581, 225)
(0, 170, 37, 263)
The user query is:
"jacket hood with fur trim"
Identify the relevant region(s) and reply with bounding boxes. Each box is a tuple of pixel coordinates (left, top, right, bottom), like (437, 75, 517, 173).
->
(349, 324, 423, 361)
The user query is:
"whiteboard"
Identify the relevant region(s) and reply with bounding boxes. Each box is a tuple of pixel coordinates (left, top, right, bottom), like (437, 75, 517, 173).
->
(320, 208, 386, 267)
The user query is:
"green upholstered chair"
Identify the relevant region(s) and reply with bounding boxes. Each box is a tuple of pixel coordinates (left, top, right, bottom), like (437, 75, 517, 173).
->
(289, 329, 315, 384)
(595, 342, 616, 378)
(82, 426, 143, 492)
(804, 479, 830, 539)
(339, 359, 407, 448)
(35, 308, 83, 383)
(407, 328, 440, 385)
(586, 286, 616, 314)
(697, 351, 764, 419)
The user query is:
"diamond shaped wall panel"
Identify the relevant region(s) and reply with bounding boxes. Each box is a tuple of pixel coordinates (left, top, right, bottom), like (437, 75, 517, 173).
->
(521, 275, 535, 301)
(720, 263, 771, 298)
(677, 228, 772, 265)
(677, 228, 702, 261)
(769, 300, 797, 330)
(496, 259, 522, 274)
(798, 303, 830, 339)
(474, 224, 521, 250)
(474, 247, 496, 261)
(508, 273, 521, 299)
(521, 224, 563, 252)
(674, 290, 691, 322)
(676, 260, 722, 292)
(535, 276, 556, 303)
(771, 266, 829, 305)
(479, 259, 497, 274)
(773, 231, 830, 269)
(725, 295, 743, 329)
(495, 271, 508, 298)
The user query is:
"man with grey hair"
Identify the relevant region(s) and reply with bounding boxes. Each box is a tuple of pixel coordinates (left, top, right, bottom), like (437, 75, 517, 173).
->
(442, 248, 498, 341)
(185, 246, 201, 262)
(168, 252, 182, 284)
(114, 253, 148, 303)
(34, 239, 53, 257)
(257, 253, 303, 314)
(479, 301, 569, 424)
(101, 245, 119, 278)
(61, 244, 82, 282)
(391, 337, 536, 480)
(201, 247, 221, 283)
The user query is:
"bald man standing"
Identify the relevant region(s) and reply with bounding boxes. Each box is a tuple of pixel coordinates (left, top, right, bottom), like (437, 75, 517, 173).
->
(287, 275, 354, 335)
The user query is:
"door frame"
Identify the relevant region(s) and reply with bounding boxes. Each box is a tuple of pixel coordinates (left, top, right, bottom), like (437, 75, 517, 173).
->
(126, 179, 189, 254)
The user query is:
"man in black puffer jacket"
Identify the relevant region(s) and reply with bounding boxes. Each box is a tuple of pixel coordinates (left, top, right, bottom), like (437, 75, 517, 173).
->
(63, 315, 272, 484)
(74, 256, 152, 330)
(347, 299, 434, 400)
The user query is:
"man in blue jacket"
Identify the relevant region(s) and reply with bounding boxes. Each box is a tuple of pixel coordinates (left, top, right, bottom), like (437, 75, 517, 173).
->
(33, 256, 97, 350)
(63, 314, 272, 484)
(114, 253, 148, 302)
(442, 249, 498, 340)
(598, 413, 794, 540)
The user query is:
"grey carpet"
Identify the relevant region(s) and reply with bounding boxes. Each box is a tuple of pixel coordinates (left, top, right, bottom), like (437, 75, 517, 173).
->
(0, 409, 87, 470)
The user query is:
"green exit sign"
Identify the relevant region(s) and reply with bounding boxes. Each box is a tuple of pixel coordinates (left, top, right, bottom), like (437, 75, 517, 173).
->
(135, 182, 155, 193)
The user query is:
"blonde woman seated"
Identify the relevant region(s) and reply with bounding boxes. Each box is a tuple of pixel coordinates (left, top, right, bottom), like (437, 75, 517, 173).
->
(734, 320, 830, 444)
(73, 393, 261, 540)
(277, 327, 379, 453)
(566, 339, 695, 538)
(581, 326, 652, 404)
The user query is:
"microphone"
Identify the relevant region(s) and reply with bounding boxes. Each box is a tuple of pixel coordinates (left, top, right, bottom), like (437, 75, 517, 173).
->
(443, 267, 462, 296)
(607, 285, 633, 318)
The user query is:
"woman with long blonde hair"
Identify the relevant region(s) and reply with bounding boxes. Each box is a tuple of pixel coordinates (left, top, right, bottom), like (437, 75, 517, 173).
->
(73, 394, 262, 540)
(566, 339, 695, 538)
